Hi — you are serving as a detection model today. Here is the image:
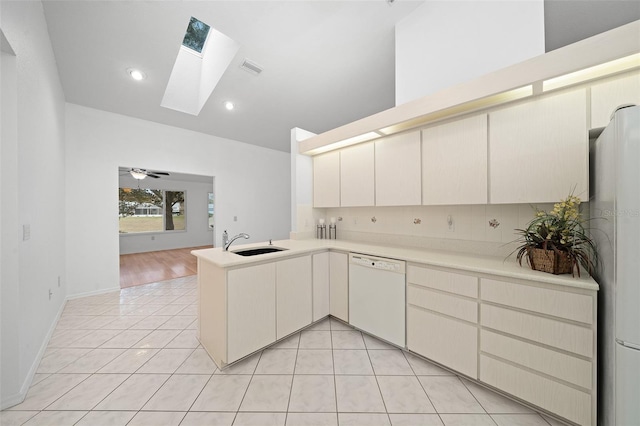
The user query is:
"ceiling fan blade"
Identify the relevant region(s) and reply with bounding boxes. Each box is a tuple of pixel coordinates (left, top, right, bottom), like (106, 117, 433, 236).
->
(147, 174, 161, 178)
(149, 171, 170, 175)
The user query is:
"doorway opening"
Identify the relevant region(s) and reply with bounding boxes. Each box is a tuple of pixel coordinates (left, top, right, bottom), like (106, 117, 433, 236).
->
(118, 167, 214, 288)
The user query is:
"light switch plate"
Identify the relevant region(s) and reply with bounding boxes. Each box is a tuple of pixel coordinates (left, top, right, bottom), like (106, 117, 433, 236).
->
(23, 224, 30, 241)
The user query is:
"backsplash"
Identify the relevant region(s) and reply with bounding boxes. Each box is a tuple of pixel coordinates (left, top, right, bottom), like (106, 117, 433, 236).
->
(293, 203, 568, 258)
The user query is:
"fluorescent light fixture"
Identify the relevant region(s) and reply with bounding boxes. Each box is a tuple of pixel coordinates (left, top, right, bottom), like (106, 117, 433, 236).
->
(379, 85, 533, 135)
(306, 132, 382, 155)
(543, 53, 640, 92)
(127, 68, 146, 81)
(130, 170, 147, 180)
(224, 101, 235, 111)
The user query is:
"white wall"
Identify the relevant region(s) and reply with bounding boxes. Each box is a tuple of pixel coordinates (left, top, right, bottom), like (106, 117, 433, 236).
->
(118, 174, 214, 254)
(290, 127, 319, 239)
(0, 1, 68, 409)
(65, 104, 291, 297)
(395, 0, 545, 105)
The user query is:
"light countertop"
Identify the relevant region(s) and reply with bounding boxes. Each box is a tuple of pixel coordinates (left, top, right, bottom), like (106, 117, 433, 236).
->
(192, 239, 599, 291)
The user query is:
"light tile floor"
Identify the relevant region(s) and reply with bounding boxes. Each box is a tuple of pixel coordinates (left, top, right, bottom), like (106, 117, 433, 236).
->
(1, 276, 570, 426)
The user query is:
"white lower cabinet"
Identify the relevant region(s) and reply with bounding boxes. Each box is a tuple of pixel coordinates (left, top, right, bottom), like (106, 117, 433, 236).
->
(227, 263, 276, 363)
(312, 252, 330, 321)
(329, 251, 349, 322)
(276, 255, 312, 339)
(479, 277, 596, 426)
(406, 265, 479, 378)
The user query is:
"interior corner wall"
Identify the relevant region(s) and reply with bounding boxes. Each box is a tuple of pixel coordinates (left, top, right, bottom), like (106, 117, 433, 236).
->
(290, 127, 317, 239)
(0, 0, 67, 409)
(65, 104, 291, 298)
(395, 0, 545, 105)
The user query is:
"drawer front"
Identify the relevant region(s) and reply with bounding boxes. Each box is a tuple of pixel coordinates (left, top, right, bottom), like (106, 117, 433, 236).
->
(408, 306, 478, 378)
(481, 278, 593, 324)
(480, 355, 591, 426)
(481, 304, 593, 357)
(481, 330, 592, 390)
(408, 265, 478, 298)
(408, 285, 477, 323)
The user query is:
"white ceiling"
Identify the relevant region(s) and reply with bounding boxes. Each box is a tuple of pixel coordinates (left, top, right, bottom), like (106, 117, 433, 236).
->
(42, 0, 423, 153)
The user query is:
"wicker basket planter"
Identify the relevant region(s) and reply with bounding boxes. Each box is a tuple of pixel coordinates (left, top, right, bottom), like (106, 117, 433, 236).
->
(529, 248, 573, 275)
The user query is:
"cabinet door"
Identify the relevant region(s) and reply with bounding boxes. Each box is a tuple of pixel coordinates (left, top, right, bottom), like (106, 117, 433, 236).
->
(489, 89, 588, 204)
(313, 151, 340, 207)
(312, 252, 330, 321)
(422, 114, 488, 205)
(591, 72, 640, 128)
(407, 306, 478, 378)
(228, 263, 276, 363)
(340, 142, 374, 206)
(375, 132, 421, 206)
(329, 252, 349, 322)
(276, 256, 312, 339)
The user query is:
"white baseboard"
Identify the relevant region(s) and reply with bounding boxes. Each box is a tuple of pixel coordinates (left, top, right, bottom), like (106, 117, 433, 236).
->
(0, 298, 67, 410)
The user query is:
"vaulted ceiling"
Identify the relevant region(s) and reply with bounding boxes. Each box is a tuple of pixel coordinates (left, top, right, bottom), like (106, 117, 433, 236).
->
(42, 1, 423, 152)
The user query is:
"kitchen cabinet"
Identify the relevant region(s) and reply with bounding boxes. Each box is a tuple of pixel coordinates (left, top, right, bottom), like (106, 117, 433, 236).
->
(406, 265, 479, 378)
(227, 263, 276, 363)
(313, 151, 340, 208)
(479, 277, 596, 426)
(329, 251, 349, 322)
(276, 255, 312, 339)
(591, 71, 640, 128)
(375, 132, 421, 206)
(489, 89, 588, 204)
(340, 142, 374, 206)
(422, 114, 488, 205)
(312, 252, 330, 321)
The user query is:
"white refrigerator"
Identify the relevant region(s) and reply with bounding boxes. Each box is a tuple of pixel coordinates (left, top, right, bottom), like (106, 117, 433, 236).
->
(590, 105, 640, 426)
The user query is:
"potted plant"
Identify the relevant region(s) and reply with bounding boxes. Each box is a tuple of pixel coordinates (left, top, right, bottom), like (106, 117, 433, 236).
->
(512, 194, 598, 277)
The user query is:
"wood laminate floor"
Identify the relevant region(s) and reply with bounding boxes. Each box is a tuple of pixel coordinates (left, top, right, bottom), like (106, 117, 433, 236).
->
(119, 246, 212, 288)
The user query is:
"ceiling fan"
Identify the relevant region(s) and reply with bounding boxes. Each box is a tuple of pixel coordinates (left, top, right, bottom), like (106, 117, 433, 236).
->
(123, 168, 170, 180)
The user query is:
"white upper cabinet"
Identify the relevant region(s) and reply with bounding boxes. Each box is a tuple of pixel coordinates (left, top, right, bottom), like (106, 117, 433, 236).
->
(591, 71, 640, 129)
(375, 132, 422, 206)
(422, 114, 488, 205)
(340, 142, 374, 207)
(313, 151, 340, 208)
(489, 89, 588, 204)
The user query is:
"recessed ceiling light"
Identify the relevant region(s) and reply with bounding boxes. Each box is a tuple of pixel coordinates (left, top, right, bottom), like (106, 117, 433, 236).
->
(224, 101, 235, 111)
(127, 68, 146, 81)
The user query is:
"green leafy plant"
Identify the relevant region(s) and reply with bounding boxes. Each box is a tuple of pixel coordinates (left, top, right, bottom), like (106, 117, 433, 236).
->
(512, 194, 598, 277)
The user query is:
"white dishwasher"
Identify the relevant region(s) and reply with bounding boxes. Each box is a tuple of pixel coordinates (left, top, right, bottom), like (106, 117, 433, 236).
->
(348, 253, 406, 347)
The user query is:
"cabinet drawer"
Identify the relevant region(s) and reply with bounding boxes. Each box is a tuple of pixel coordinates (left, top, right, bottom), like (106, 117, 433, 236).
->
(481, 330, 592, 390)
(408, 285, 477, 323)
(481, 278, 593, 324)
(408, 306, 477, 378)
(481, 304, 593, 357)
(480, 355, 591, 426)
(407, 265, 477, 298)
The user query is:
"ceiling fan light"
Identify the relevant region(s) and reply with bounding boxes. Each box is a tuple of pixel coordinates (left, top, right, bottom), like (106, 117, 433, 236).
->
(130, 170, 147, 180)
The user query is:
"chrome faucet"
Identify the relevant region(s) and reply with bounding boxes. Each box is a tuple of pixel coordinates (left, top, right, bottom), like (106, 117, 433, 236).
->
(222, 230, 250, 251)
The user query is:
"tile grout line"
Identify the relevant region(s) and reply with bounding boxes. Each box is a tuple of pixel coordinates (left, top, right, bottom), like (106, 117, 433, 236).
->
(400, 349, 442, 425)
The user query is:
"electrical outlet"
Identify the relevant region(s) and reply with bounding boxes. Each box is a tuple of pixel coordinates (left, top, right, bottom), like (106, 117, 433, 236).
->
(447, 215, 455, 232)
(151, 235, 155, 240)
(58, 276, 61, 287)
(23, 224, 31, 241)
(353, 217, 358, 225)
(234, 216, 238, 222)
(49, 289, 53, 301)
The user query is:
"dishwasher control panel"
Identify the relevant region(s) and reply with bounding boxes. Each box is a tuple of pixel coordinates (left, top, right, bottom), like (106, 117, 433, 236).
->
(349, 253, 405, 273)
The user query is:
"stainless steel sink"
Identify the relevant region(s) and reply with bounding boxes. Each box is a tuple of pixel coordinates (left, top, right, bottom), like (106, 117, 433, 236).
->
(232, 247, 288, 256)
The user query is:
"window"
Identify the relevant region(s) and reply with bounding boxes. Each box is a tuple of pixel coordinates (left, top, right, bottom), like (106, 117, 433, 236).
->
(119, 188, 186, 233)
(182, 17, 211, 54)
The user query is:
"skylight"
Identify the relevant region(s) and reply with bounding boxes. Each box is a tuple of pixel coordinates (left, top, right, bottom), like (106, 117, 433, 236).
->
(182, 17, 211, 54)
